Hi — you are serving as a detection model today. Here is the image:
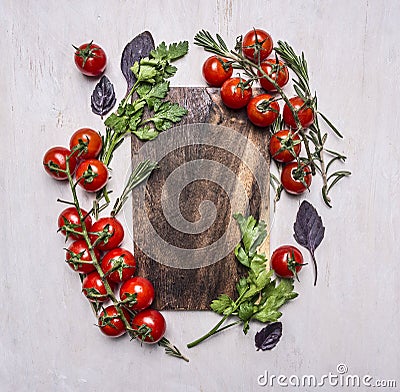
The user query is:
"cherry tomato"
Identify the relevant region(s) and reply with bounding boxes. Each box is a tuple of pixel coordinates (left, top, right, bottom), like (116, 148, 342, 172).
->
(258, 59, 289, 92)
(283, 97, 315, 129)
(242, 29, 273, 62)
(246, 94, 279, 127)
(269, 130, 301, 163)
(90, 217, 124, 251)
(101, 248, 136, 284)
(73, 41, 107, 77)
(70, 128, 102, 160)
(75, 159, 108, 193)
(119, 277, 155, 311)
(82, 272, 113, 303)
(98, 305, 130, 338)
(58, 207, 92, 240)
(220, 77, 252, 109)
(132, 309, 166, 344)
(65, 240, 99, 274)
(202, 56, 233, 87)
(43, 147, 77, 180)
(281, 162, 312, 195)
(271, 245, 304, 279)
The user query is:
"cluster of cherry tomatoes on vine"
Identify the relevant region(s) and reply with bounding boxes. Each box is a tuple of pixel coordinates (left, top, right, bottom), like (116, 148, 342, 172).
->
(201, 28, 314, 195)
(43, 128, 166, 343)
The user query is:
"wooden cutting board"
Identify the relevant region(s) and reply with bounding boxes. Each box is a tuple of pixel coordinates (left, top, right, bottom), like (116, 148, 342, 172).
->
(131, 87, 270, 310)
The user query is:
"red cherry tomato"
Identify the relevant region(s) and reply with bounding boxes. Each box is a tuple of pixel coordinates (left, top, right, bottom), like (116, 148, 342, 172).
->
(73, 41, 107, 77)
(98, 305, 130, 338)
(57, 207, 92, 240)
(281, 162, 312, 195)
(90, 217, 124, 251)
(202, 56, 233, 87)
(246, 94, 279, 127)
(70, 128, 102, 160)
(43, 147, 77, 180)
(65, 240, 99, 274)
(82, 272, 113, 303)
(283, 97, 315, 129)
(258, 59, 289, 92)
(242, 29, 273, 62)
(220, 77, 252, 109)
(101, 248, 136, 284)
(119, 277, 155, 311)
(75, 159, 109, 193)
(269, 130, 301, 163)
(132, 309, 166, 344)
(271, 245, 304, 279)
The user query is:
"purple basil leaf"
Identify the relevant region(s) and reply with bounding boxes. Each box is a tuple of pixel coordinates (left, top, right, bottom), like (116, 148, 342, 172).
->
(91, 75, 116, 118)
(293, 200, 325, 285)
(293, 200, 325, 252)
(121, 31, 155, 94)
(255, 322, 282, 351)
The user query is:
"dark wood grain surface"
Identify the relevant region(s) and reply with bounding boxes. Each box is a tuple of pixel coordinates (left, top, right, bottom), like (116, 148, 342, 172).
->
(131, 87, 270, 310)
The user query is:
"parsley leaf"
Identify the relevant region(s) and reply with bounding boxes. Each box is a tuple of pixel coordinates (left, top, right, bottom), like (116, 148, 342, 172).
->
(138, 81, 170, 110)
(210, 294, 235, 315)
(150, 41, 168, 60)
(164, 64, 178, 78)
(236, 277, 249, 297)
(131, 58, 159, 83)
(253, 279, 298, 323)
(234, 243, 249, 267)
(149, 102, 188, 131)
(132, 126, 159, 141)
(104, 112, 128, 135)
(151, 41, 189, 61)
(148, 81, 170, 99)
(238, 302, 254, 334)
(167, 41, 189, 60)
(233, 213, 267, 257)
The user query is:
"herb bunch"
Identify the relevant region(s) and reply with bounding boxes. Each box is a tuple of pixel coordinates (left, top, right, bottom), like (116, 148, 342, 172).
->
(194, 30, 350, 207)
(101, 41, 189, 166)
(187, 214, 297, 348)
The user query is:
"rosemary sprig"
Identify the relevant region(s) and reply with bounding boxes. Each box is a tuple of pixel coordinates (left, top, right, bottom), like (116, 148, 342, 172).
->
(159, 337, 189, 362)
(274, 41, 311, 98)
(194, 30, 230, 57)
(194, 30, 350, 207)
(111, 159, 158, 217)
(275, 41, 351, 206)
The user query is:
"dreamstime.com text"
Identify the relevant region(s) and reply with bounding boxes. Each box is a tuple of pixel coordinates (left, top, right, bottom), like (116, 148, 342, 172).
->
(257, 364, 397, 388)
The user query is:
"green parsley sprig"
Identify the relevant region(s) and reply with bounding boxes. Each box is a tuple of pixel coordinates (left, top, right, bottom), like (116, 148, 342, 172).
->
(187, 213, 298, 348)
(101, 40, 189, 167)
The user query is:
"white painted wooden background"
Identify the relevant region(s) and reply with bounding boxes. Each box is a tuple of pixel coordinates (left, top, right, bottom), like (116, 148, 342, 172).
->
(1, 1, 399, 391)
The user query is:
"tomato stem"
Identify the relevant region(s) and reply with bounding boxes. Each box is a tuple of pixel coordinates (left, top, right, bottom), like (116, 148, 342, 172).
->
(64, 149, 133, 336)
(62, 148, 188, 361)
(56, 198, 76, 206)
